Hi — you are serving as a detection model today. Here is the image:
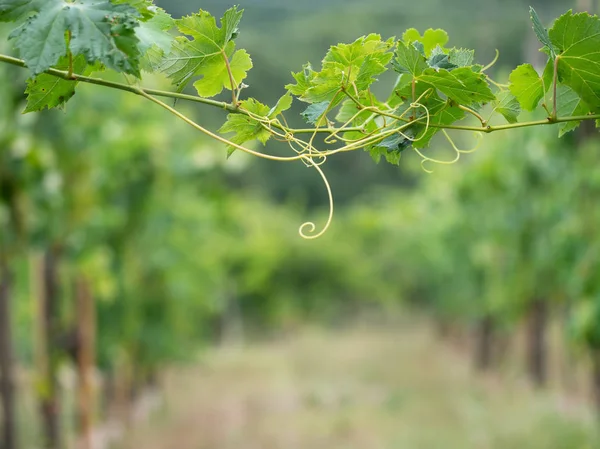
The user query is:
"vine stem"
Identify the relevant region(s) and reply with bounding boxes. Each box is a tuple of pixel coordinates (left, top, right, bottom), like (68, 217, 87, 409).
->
(457, 104, 487, 126)
(220, 49, 238, 104)
(552, 55, 561, 120)
(342, 87, 364, 109)
(66, 31, 73, 79)
(139, 90, 334, 240)
(411, 78, 416, 120)
(0, 54, 354, 135)
(137, 90, 305, 162)
(1, 53, 600, 138)
(481, 49, 500, 72)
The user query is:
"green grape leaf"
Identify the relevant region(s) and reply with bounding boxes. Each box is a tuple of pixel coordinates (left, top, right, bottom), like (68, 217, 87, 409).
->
(418, 67, 495, 106)
(393, 77, 448, 119)
(219, 98, 271, 156)
(23, 55, 88, 113)
(448, 48, 474, 68)
(383, 151, 402, 165)
(391, 81, 463, 149)
(160, 7, 251, 96)
(555, 85, 590, 137)
(113, 0, 154, 20)
(336, 92, 385, 124)
(393, 41, 428, 76)
(402, 28, 449, 57)
(336, 99, 361, 124)
(286, 63, 316, 97)
(388, 73, 412, 108)
(370, 133, 412, 165)
(541, 58, 554, 93)
(529, 7, 556, 59)
(5, 0, 142, 75)
(412, 104, 465, 150)
(323, 34, 394, 92)
(549, 10, 600, 110)
(323, 34, 394, 71)
(177, 6, 241, 45)
(193, 48, 252, 98)
(368, 147, 383, 163)
(344, 123, 378, 147)
(355, 53, 393, 91)
(509, 63, 544, 111)
(140, 46, 165, 73)
(301, 67, 343, 104)
(493, 91, 520, 124)
(268, 92, 293, 118)
(138, 8, 174, 72)
(288, 34, 393, 104)
(412, 41, 425, 56)
(0, 0, 46, 22)
(427, 46, 457, 70)
(301, 101, 330, 125)
(136, 7, 173, 55)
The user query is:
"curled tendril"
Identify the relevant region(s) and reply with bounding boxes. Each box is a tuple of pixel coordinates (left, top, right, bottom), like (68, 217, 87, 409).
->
(413, 134, 460, 174)
(324, 108, 365, 144)
(140, 80, 482, 239)
(397, 101, 431, 143)
(482, 49, 500, 72)
(298, 155, 334, 240)
(139, 91, 305, 162)
(413, 130, 483, 173)
(445, 130, 483, 154)
(486, 77, 509, 89)
(413, 146, 460, 173)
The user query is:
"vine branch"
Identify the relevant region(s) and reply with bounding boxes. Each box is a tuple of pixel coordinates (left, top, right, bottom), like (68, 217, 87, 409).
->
(552, 55, 561, 121)
(1, 53, 598, 142)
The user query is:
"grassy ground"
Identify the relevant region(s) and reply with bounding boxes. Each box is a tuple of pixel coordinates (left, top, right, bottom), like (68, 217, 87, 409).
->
(124, 321, 599, 449)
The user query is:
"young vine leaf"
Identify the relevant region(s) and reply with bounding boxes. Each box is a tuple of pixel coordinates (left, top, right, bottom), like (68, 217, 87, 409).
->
(286, 34, 394, 107)
(393, 41, 428, 76)
(509, 64, 545, 112)
(1, 1, 600, 182)
(556, 85, 590, 136)
(1, 0, 143, 75)
(493, 91, 521, 124)
(219, 98, 272, 156)
(427, 46, 457, 70)
(302, 101, 331, 125)
(402, 28, 449, 57)
(448, 48, 474, 68)
(549, 10, 600, 111)
(23, 55, 88, 113)
(113, 0, 155, 19)
(372, 133, 411, 165)
(268, 92, 293, 118)
(136, 7, 174, 72)
(219, 92, 293, 156)
(529, 7, 556, 59)
(418, 67, 495, 106)
(160, 6, 252, 97)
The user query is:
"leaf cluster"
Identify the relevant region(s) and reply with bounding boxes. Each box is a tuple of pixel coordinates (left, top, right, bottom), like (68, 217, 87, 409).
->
(508, 8, 600, 136)
(0, 2, 599, 169)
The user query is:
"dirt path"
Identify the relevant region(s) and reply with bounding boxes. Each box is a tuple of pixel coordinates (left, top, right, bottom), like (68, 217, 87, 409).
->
(124, 323, 598, 449)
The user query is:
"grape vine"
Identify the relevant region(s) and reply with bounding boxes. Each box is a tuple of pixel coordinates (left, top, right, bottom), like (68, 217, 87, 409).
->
(1, 1, 600, 237)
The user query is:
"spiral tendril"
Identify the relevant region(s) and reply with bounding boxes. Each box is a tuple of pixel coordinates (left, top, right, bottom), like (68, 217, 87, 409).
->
(139, 82, 490, 239)
(298, 155, 334, 240)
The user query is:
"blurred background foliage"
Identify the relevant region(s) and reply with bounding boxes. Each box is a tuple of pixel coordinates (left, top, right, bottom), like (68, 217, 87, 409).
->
(2, 0, 600, 448)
